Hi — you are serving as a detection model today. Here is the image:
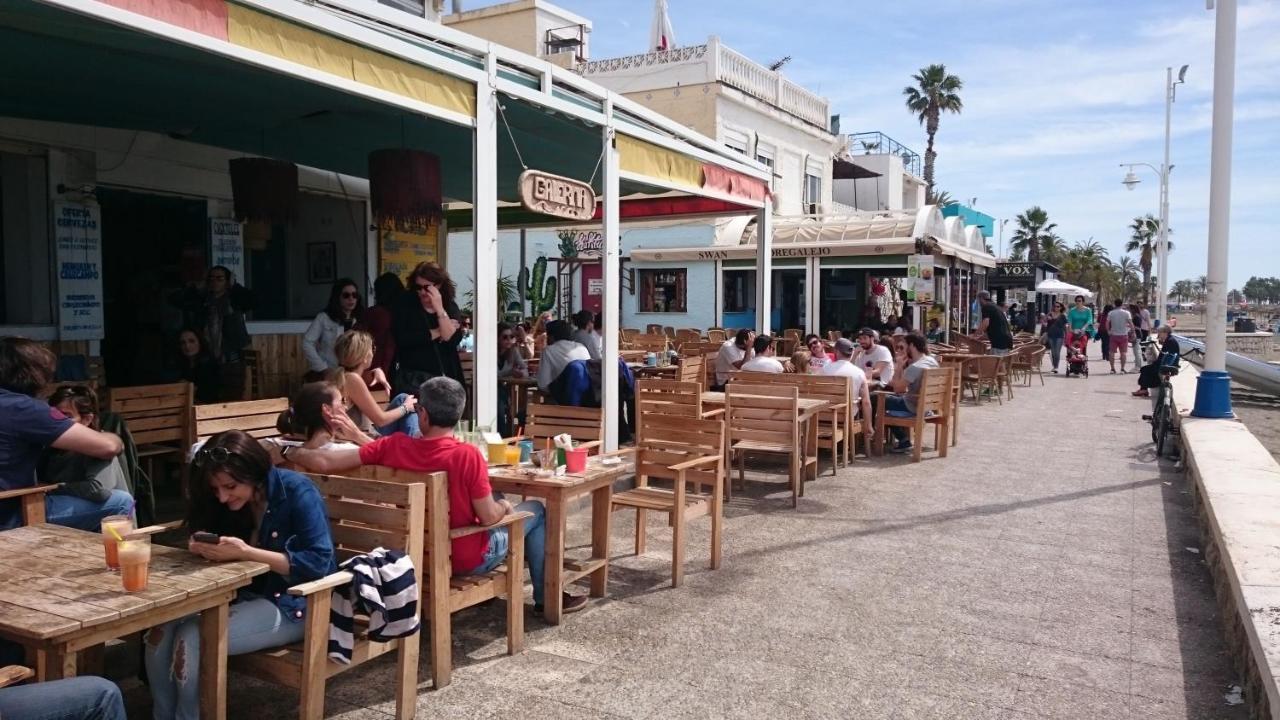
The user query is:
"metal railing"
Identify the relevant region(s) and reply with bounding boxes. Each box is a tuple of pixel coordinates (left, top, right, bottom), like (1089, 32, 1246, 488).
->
(847, 131, 922, 178)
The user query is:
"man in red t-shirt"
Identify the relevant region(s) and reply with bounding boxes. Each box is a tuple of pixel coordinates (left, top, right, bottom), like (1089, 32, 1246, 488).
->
(279, 376, 586, 614)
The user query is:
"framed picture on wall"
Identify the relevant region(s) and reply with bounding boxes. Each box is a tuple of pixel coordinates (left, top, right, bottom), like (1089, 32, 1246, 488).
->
(307, 242, 336, 285)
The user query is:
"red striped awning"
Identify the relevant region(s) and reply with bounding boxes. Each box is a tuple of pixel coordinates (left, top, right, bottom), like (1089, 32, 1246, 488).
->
(702, 163, 772, 203)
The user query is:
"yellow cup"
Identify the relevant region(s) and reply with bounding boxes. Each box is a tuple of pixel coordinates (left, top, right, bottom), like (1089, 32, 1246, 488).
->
(487, 442, 509, 464)
(504, 446, 522, 465)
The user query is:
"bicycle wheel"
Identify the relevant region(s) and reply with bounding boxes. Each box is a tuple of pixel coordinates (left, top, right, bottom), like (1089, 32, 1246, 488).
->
(1155, 401, 1171, 457)
(1150, 387, 1164, 444)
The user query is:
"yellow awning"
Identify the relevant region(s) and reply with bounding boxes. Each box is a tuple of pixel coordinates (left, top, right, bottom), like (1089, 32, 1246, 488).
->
(617, 134, 703, 190)
(227, 4, 475, 118)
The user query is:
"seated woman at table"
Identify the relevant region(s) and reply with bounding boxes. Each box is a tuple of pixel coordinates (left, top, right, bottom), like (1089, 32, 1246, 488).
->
(925, 319, 946, 344)
(275, 381, 374, 450)
(788, 350, 812, 374)
(0, 337, 125, 531)
(174, 328, 223, 404)
(39, 386, 134, 529)
(332, 330, 418, 438)
(514, 322, 535, 360)
(144, 429, 336, 720)
(497, 323, 528, 436)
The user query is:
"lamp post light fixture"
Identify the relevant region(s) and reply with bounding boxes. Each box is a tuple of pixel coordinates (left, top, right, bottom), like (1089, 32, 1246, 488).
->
(1118, 63, 1187, 327)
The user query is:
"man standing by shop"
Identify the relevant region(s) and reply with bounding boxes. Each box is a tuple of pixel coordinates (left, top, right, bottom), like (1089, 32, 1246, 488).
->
(973, 291, 1014, 356)
(170, 265, 253, 364)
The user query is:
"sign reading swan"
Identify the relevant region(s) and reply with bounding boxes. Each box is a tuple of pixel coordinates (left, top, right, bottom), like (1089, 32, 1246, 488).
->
(518, 170, 596, 221)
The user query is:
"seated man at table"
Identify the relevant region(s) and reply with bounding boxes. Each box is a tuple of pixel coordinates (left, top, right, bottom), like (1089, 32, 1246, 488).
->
(851, 328, 894, 388)
(882, 333, 940, 454)
(713, 329, 754, 389)
(821, 338, 875, 430)
(537, 320, 591, 393)
(278, 376, 587, 615)
(570, 309, 603, 361)
(740, 334, 785, 373)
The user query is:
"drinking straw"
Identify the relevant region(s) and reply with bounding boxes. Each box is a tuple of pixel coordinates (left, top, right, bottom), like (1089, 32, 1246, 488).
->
(106, 524, 125, 543)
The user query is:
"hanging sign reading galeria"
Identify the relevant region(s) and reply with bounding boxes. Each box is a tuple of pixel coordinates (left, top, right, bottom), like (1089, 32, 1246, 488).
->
(518, 170, 596, 221)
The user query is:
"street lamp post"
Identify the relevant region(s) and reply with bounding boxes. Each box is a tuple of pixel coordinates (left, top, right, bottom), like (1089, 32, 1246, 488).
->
(1120, 65, 1186, 326)
(1193, 0, 1236, 418)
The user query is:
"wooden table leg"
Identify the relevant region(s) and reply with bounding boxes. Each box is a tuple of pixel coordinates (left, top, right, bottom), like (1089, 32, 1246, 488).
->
(198, 601, 230, 720)
(543, 495, 566, 625)
(78, 643, 104, 676)
(589, 484, 612, 598)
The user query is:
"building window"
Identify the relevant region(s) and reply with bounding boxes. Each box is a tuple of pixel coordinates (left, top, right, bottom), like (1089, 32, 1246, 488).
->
(756, 142, 776, 170)
(723, 127, 749, 156)
(639, 269, 687, 313)
(803, 173, 822, 214)
(722, 269, 755, 313)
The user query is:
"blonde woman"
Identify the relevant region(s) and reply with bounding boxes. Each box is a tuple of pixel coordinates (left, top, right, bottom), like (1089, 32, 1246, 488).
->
(788, 350, 812, 374)
(334, 330, 420, 437)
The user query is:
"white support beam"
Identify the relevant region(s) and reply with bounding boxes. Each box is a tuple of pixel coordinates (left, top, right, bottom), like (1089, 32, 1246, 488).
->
(471, 51, 499, 428)
(601, 105, 621, 451)
(755, 207, 773, 335)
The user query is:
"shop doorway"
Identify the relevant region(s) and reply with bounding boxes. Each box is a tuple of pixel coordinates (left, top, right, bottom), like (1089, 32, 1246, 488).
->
(772, 268, 806, 333)
(98, 188, 208, 387)
(819, 268, 860, 335)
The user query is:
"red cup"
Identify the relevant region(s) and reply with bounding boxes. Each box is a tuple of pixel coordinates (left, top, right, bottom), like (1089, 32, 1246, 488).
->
(564, 448, 588, 474)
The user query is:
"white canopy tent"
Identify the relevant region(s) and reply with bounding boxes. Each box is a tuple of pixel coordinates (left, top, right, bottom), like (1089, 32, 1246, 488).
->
(1036, 278, 1094, 298)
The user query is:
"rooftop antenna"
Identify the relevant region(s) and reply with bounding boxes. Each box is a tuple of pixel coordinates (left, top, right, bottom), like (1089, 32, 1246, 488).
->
(769, 56, 792, 72)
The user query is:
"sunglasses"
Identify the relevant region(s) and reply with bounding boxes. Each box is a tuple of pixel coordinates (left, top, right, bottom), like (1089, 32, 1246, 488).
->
(193, 446, 231, 468)
(413, 283, 433, 293)
(341, 292, 359, 299)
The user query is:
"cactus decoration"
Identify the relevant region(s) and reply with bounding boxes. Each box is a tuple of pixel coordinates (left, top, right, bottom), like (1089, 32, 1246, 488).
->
(518, 256, 557, 316)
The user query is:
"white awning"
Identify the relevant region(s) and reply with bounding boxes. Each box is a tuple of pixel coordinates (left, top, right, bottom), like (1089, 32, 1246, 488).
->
(1036, 279, 1094, 298)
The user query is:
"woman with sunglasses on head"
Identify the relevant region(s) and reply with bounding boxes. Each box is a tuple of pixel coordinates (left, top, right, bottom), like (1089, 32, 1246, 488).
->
(332, 330, 419, 438)
(145, 429, 335, 720)
(391, 262, 465, 394)
(275, 381, 374, 450)
(39, 386, 134, 529)
(303, 278, 364, 383)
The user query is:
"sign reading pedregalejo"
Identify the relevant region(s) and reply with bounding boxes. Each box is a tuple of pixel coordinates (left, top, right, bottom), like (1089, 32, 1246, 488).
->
(518, 170, 596, 221)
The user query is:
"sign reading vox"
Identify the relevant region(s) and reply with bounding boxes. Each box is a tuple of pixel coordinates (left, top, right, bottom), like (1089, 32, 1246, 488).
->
(519, 170, 596, 221)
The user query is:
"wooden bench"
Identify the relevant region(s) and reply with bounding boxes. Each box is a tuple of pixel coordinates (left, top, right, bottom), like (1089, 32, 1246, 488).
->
(231, 473, 427, 719)
(344, 466, 529, 689)
(612, 416, 725, 587)
(193, 397, 290, 445)
(106, 382, 193, 483)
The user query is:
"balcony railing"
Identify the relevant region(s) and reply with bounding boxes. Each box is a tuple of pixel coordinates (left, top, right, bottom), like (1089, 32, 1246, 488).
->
(847, 131, 922, 178)
(576, 39, 831, 131)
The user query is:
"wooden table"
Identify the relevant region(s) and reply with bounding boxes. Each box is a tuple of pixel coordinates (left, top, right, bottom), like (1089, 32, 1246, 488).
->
(488, 455, 635, 624)
(701, 392, 831, 483)
(0, 523, 268, 719)
(628, 362, 678, 379)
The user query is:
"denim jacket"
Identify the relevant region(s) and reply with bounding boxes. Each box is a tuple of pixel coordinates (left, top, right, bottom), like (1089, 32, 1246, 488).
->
(245, 467, 337, 620)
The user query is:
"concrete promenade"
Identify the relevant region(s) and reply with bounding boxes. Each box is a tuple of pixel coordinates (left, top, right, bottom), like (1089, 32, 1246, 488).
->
(211, 355, 1246, 719)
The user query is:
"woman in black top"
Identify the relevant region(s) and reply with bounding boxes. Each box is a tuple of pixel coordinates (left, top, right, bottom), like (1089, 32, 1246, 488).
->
(1045, 302, 1068, 373)
(176, 329, 223, 404)
(391, 262, 465, 393)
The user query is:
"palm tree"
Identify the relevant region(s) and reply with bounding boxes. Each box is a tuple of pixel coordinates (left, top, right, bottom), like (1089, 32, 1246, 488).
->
(1125, 214, 1176, 304)
(1040, 235, 1068, 266)
(1008, 206, 1059, 264)
(931, 190, 957, 208)
(1060, 240, 1112, 301)
(903, 64, 963, 201)
(1195, 275, 1208, 304)
(1116, 256, 1140, 298)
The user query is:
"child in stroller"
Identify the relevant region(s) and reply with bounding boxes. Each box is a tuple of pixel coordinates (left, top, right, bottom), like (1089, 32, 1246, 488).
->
(1065, 329, 1090, 377)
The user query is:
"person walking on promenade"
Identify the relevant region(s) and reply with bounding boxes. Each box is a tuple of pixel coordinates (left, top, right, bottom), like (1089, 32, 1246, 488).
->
(1065, 295, 1094, 359)
(1045, 302, 1068, 373)
(1107, 301, 1134, 374)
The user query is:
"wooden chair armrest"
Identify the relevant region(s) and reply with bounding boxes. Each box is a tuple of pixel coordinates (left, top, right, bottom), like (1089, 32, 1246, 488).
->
(450, 510, 532, 539)
(669, 455, 720, 472)
(287, 570, 354, 597)
(596, 447, 637, 460)
(700, 408, 725, 419)
(0, 665, 34, 688)
(130, 520, 185, 536)
(576, 440, 602, 453)
(0, 485, 56, 501)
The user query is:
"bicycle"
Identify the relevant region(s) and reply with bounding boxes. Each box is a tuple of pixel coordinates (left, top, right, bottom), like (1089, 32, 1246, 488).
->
(1143, 347, 1202, 458)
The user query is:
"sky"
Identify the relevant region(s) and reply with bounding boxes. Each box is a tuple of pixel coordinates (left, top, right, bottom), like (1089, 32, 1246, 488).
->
(476, 0, 1279, 290)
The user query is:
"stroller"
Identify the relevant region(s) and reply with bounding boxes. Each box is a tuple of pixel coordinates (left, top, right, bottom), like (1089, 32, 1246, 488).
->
(1065, 330, 1090, 378)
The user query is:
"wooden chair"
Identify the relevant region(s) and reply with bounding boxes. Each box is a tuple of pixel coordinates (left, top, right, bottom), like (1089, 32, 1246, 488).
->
(241, 348, 262, 400)
(952, 334, 987, 355)
(612, 416, 726, 587)
(964, 355, 1003, 404)
(935, 359, 966, 447)
(677, 354, 704, 386)
(632, 334, 671, 354)
(706, 329, 727, 343)
(231, 473, 428, 719)
(663, 326, 677, 339)
(726, 372, 851, 472)
(724, 383, 811, 507)
(0, 485, 55, 526)
(459, 351, 475, 387)
(634, 379, 722, 441)
(338, 467, 529, 690)
(193, 397, 289, 445)
(513, 400, 604, 453)
(645, 323, 664, 335)
(620, 328, 641, 346)
(1011, 346, 1046, 387)
(106, 382, 193, 483)
(675, 329, 702, 346)
(0, 665, 34, 688)
(995, 354, 1014, 400)
(877, 368, 953, 463)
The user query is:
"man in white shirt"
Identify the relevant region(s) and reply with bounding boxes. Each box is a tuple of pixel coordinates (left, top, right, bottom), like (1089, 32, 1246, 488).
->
(714, 329, 754, 388)
(884, 334, 941, 454)
(740, 334, 785, 373)
(1106, 301, 1134, 374)
(537, 320, 591, 391)
(821, 338, 874, 435)
(570, 310, 603, 361)
(850, 328, 894, 386)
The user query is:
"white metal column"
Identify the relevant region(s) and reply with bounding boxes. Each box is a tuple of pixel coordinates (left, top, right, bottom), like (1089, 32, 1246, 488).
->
(601, 110, 621, 450)
(471, 54, 499, 428)
(755, 208, 773, 334)
(806, 257, 818, 336)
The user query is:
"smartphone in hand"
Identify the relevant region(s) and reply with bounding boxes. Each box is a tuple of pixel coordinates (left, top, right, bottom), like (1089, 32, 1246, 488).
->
(191, 531, 221, 544)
